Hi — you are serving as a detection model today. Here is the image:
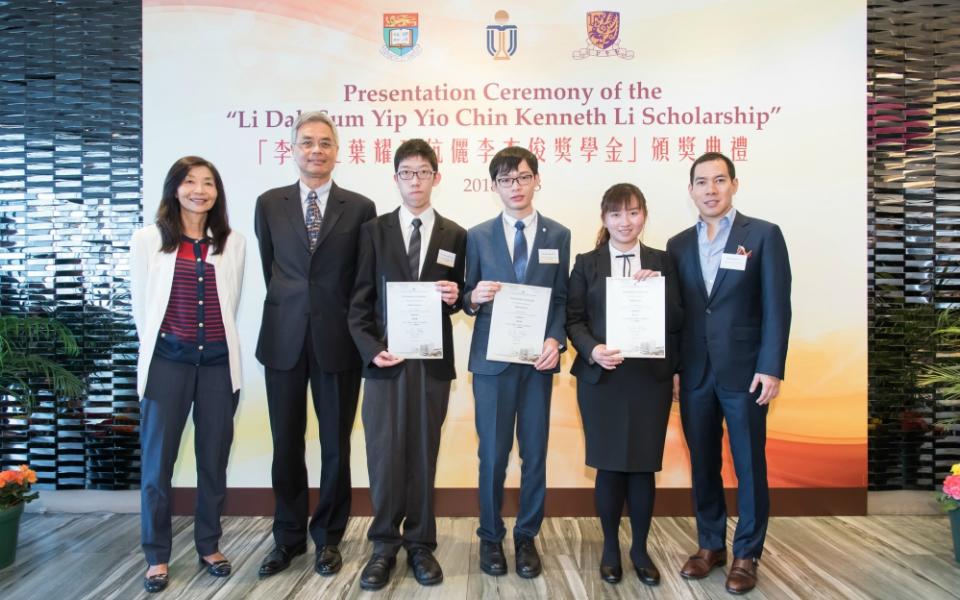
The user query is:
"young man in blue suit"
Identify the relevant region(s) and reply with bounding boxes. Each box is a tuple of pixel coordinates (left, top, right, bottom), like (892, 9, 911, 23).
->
(462, 146, 570, 579)
(666, 152, 791, 595)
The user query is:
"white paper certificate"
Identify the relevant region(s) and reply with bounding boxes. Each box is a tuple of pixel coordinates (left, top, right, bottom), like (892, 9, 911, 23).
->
(486, 283, 552, 364)
(386, 281, 443, 359)
(606, 277, 666, 359)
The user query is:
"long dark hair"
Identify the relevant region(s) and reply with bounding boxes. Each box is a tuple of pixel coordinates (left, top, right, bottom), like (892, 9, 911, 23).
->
(595, 183, 648, 248)
(155, 156, 230, 254)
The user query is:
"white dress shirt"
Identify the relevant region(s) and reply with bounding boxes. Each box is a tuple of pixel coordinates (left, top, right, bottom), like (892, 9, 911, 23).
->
(501, 211, 537, 261)
(299, 179, 332, 222)
(608, 241, 641, 278)
(399, 205, 435, 278)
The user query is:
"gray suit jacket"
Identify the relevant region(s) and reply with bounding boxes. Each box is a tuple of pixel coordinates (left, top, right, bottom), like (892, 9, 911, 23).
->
(462, 212, 570, 375)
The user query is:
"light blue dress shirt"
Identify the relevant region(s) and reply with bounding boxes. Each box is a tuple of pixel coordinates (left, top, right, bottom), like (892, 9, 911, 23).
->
(696, 207, 737, 295)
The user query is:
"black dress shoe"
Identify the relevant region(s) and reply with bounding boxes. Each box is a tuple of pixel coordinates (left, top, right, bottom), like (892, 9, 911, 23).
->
(143, 572, 169, 593)
(599, 563, 622, 583)
(634, 562, 661, 586)
(258, 542, 307, 577)
(479, 540, 507, 576)
(407, 548, 443, 586)
(360, 554, 396, 591)
(514, 536, 542, 579)
(198, 554, 232, 577)
(314, 545, 342, 576)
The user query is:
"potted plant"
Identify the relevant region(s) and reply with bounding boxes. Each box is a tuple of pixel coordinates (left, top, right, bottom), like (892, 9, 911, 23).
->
(0, 313, 84, 569)
(0, 465, 38, 569)
(937, 463, 960, 563)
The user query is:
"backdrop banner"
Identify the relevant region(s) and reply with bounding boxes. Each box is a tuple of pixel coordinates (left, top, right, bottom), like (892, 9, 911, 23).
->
(143, 0, 867, 496)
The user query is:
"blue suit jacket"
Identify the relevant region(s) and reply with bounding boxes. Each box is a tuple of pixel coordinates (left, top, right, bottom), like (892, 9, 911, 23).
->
(462, 212, 571, 375)
(666, 211, 791, 391)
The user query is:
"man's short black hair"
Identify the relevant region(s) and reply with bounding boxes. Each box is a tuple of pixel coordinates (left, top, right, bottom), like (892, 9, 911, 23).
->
(689, 152, 736, 184)
(394, 138, 438, 172)
(488, 146, 538, 180)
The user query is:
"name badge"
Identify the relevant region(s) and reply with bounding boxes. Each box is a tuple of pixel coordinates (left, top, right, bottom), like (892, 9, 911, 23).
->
(719, 253, 747, 271)
(538, 249, 559, 264)
(436, 249, 456, 268)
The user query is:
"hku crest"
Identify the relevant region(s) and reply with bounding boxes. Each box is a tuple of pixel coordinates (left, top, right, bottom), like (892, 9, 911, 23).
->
(381, 13, 422, 61)
(486, 10, 517, 60)
(572, 11, 634, 60)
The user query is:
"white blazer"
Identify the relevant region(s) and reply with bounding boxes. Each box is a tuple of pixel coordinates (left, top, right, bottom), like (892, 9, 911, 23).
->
(129, 224, 245, 398)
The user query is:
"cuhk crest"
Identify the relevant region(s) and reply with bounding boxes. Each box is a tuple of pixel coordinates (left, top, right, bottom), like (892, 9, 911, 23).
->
(573, 11, 633, 59)
(486, 10, 517, 60)
(381, 13, 422, 61)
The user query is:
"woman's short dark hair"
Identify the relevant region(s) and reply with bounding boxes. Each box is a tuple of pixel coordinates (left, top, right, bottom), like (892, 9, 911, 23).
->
(155, 156, 231, 254)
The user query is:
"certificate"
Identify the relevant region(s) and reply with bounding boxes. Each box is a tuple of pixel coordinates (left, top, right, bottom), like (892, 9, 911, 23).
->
(386, 281, 443, 359)
(606, 276, 666, 359)
(486, 283, 552, 364)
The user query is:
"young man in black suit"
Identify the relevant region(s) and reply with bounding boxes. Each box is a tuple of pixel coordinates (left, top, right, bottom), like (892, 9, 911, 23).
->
(348, 139, 466, 590)
(255, 111, 376, 578)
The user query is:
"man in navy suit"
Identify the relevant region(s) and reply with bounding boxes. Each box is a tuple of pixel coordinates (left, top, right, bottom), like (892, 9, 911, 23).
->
(666, 152, 791, 595)
(463, 146, 570, 579)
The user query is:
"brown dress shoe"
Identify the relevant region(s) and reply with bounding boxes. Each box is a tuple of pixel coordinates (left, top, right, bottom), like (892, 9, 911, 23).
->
(725, 558, 758, 594)
(680, 548, 727, 579)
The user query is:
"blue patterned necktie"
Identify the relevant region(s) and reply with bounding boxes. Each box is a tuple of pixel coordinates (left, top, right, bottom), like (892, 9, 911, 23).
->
(306, 190, 322, 252)
(513, 220, 528, 282)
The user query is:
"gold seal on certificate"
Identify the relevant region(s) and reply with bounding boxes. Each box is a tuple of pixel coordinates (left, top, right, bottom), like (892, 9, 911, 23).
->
(486, 282, 552, 364)
(386, 281, 443, 359)
(606, 276, 666, 358)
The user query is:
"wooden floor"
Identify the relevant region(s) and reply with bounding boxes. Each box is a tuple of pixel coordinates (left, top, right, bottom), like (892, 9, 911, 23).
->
(0, 514, 957, 599)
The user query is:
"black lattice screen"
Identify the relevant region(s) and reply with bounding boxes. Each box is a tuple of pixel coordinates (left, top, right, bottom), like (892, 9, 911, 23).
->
(867, 0, 960, 489)
(0, 0, 142, 490)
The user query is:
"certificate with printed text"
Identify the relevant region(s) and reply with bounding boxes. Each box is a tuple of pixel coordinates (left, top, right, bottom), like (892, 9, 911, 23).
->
(486, 283, 552, 364)
(606, 276, 666, 359)
(387, 282, 443, 359)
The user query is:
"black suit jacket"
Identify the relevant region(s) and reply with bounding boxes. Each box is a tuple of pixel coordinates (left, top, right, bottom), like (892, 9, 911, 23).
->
(666, 211, 791, 391)
(348, 208, 467, 380)
(254, 180, 377, 372)
(566, 243, 683, 384)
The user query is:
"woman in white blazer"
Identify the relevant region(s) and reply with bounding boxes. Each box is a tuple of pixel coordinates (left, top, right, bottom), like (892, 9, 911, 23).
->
(130, 156, 245, 593)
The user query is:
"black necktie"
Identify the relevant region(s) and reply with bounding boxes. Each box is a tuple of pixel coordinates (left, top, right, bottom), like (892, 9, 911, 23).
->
(408, 217, 422, 279)
(616, 253, 634, 277)
(513, 220, 528, 282)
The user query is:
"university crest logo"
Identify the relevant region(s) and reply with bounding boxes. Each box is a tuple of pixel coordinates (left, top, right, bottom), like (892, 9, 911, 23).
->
(572, 11, 634, 60)
(381, 13, 422, 61)
(486, 10, 517, 60)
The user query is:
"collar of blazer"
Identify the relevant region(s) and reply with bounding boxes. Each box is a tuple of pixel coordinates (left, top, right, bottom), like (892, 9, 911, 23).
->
(385, 206, 447, 281)
(697, 210, 752, 303)
(284, 179, 346, 252)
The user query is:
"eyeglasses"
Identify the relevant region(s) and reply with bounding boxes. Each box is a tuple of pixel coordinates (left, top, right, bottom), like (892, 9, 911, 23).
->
(297, 139, 337, 151)
(495, 173, 535, 188)
(397, 168, 436, 180)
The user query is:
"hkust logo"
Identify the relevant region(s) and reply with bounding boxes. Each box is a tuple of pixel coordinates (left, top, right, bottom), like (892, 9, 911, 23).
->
(572, 11, 634, 60)
(381, 13, 422, 61)
(486, 10, 517, 60)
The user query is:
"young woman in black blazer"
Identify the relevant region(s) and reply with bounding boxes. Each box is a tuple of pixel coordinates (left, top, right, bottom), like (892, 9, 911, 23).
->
(566, 183, 683, 586)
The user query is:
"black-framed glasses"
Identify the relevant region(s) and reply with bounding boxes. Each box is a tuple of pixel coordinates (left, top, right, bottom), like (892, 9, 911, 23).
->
(397, 168, 436, 180)
(495, 173, 535, 188)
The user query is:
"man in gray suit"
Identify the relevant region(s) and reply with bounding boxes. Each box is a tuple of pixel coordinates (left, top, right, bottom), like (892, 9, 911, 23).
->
(254, 111, 376, 578)
(462, 146, 570, 579)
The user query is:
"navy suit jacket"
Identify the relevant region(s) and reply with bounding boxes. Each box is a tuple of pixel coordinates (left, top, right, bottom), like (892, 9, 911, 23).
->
(348, 208, 467, 381)
(462, 212, 571, 376)
(566, 243, 683, 385)
(254, 180, 377, 372)
(666, 211, 791, 391)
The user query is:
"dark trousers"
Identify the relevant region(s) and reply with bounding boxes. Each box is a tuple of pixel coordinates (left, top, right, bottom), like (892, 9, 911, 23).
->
(265, 330, 361, 548)
(595, 470, 655, 568)
(362, 361, 450, 557)
(473, 364, 552, 543)
(140, 356, 237, 565)
(680, 364, 769, 559)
